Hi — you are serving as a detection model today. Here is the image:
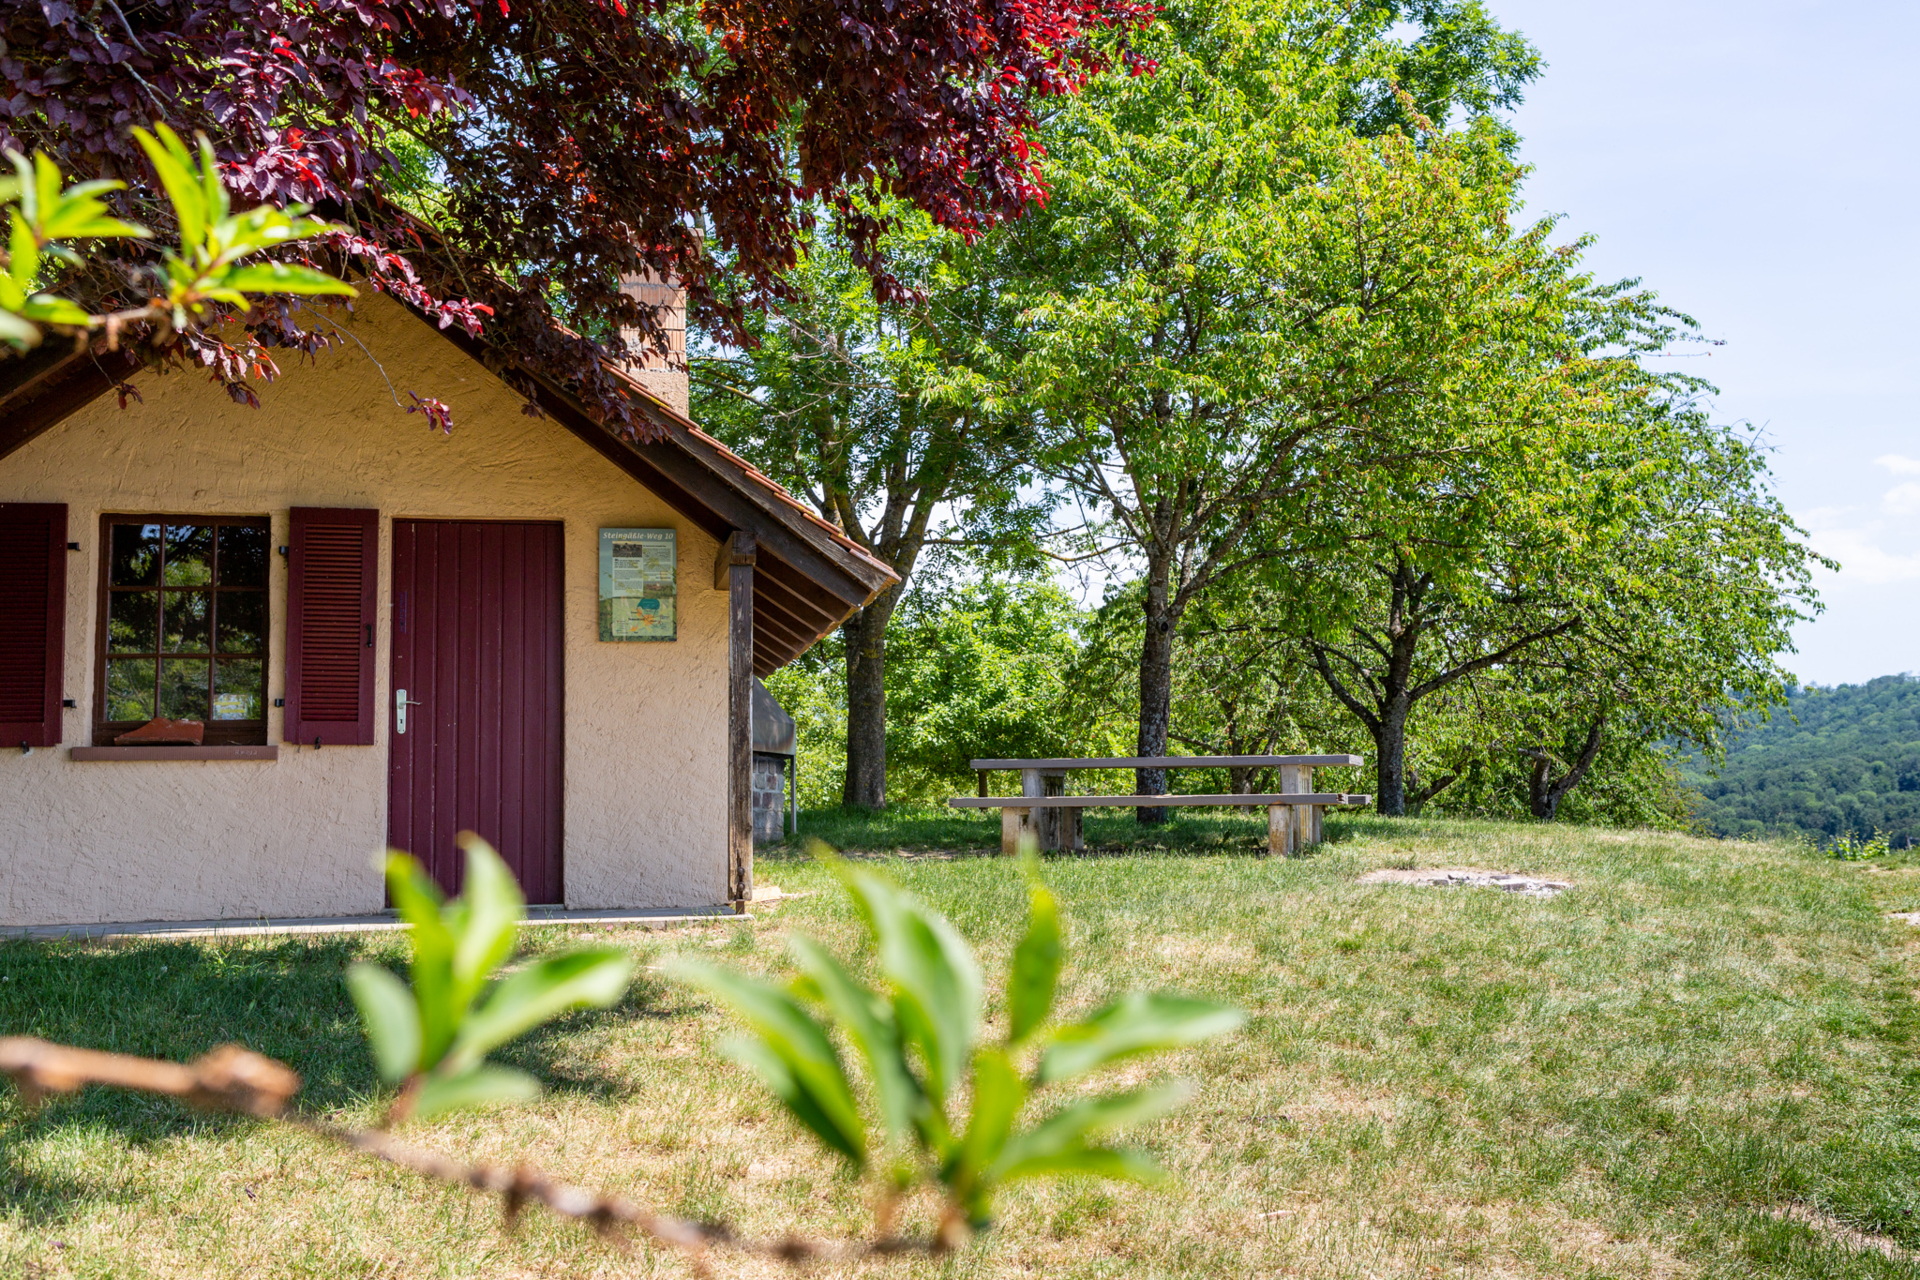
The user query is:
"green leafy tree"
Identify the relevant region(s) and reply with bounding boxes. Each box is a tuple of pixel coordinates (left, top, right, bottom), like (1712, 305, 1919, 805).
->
(1421, 678, 1699, 828)
(884, 576, 1115, 802)
(999, 77, 1566, 819)
(695, 214, 1040, 809)
(1290, 295, 1825, 817)
(1477, 424, 1820, 822)
(675, 849, 1243, 1242)
(1067, 579, 1365, 798)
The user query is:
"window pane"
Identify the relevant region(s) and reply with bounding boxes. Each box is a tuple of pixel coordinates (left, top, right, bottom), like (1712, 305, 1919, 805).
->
(163, 524, 212, 585)
(212, 660, 263, 721)
(104, 657, 156, 722)
(216, 590, 266, 654)
(158, 658, 210, 721)
(109, 523, 161, 586)
(217, 524, 268, 586)
(163, 591, 211, 652)
(107, 591, 158, 653)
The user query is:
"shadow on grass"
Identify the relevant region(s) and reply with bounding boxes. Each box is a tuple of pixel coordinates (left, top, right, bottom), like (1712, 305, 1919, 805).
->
(0, 929, 700, 1132)
(760, 805, 1370, 861)
(0, 1132, 152, 1229)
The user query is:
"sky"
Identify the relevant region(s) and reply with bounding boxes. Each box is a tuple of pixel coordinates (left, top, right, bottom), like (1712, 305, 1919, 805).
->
(1487, 0, 1918, 686)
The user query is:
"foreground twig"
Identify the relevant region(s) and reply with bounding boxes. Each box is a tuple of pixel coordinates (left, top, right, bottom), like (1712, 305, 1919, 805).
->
(0, 1036, 951, 1268)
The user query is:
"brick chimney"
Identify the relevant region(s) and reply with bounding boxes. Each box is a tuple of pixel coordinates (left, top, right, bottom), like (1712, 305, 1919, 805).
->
(617, 273, 688, 417)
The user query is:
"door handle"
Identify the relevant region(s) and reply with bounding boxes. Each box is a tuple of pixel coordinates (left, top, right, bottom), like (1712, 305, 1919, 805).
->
(395, 688, 423, 734)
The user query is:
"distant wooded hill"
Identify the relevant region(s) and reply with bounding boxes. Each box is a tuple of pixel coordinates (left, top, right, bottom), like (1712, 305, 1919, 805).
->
(1686, 674, 1920, 848)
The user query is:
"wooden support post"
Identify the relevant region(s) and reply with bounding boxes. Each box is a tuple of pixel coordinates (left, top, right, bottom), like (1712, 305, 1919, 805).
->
(1266, 804, 1289, 856)
(718, 530, 756, 908)
(1001, 807, 1036, 855)
(1020, 769, 1073, 851)
(977, 769, 989, 798)
(1280, 765, 1315, 854)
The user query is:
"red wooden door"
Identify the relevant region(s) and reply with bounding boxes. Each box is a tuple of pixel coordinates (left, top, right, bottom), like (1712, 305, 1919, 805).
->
(389, 520, 565, 903)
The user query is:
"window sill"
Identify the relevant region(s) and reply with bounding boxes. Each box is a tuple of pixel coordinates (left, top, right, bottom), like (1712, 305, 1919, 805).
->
(69, 745, 280, 762)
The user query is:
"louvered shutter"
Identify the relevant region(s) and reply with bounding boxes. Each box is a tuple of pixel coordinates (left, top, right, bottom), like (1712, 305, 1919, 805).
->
(0, 503, 66, 748)
(285, 507, 378, 745)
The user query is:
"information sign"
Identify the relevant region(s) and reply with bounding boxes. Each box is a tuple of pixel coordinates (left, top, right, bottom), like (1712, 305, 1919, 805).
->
(598, 528, 677, 641)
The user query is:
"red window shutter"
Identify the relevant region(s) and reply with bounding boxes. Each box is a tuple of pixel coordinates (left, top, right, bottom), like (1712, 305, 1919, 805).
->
(0, 503, 67, 748)
(286, 507, 378, 746)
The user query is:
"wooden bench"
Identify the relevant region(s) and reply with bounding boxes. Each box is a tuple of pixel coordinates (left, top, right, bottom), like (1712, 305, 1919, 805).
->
(951, 755, 1370, 855)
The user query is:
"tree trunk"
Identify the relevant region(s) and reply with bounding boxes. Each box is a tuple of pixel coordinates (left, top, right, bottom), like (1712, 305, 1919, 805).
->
(1527, 712, 1607, 820)
(1372, 691, 1413, 817)
(841, 595, 896, 810)
(1136, 562, 1175, 825)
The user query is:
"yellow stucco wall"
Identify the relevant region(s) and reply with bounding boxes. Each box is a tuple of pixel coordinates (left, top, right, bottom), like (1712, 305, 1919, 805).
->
(0, 293, 729, 925)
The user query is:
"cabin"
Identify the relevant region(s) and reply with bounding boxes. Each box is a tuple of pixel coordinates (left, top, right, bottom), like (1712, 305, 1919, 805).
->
(0, 288, 892, 928)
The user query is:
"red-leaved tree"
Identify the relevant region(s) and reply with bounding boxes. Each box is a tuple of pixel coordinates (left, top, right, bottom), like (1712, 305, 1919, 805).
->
(0, 0, 1153, 434)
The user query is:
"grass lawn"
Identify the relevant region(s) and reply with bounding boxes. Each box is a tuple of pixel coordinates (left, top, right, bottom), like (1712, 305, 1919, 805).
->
(8, 812, 1920, 1277)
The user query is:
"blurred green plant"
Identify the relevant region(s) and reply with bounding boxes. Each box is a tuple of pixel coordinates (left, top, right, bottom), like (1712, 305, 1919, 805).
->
(346, 835, 633, 1123)
(1, 123, 353, 353)
(674, 843, 1243, 1244)
(1828, 828, 1893, 862)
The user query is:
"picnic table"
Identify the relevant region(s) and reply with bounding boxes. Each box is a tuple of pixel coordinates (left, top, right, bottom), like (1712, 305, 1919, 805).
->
(950, 755, 1371, 856)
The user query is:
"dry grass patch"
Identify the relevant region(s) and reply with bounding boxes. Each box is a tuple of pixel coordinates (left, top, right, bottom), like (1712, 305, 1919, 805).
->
(7, 817, 1920, 1277)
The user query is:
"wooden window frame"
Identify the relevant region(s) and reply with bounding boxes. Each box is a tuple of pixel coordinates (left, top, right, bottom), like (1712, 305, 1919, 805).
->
(94, 513, 272, 748)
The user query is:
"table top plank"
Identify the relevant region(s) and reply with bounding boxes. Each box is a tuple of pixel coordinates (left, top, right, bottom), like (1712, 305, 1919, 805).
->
(950, 793, 1370, 809)
(970, 755, 1364, 770)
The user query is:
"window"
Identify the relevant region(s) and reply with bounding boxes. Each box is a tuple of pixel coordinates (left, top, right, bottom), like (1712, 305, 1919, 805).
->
(97, 516, 270, 746)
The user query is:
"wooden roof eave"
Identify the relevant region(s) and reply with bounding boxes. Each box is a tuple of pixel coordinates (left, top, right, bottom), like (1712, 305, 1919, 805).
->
(371, 299, 898, 663)
(0, 342, 144, 463)
(0, 298, 899, 668)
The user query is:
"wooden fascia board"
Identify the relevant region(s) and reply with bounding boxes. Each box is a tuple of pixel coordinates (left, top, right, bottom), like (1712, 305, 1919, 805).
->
(666, 428, 895, 598)
(0, 345, 144, 463)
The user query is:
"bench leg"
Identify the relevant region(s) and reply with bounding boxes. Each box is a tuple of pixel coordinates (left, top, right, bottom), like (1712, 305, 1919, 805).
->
(1022, 769, 1071, 851)
(1311, 804, 1324, 846)
(1061, 805, 1083, 852)
(1001, 807, 1036, 856)
(1266, 804, 1289, 856)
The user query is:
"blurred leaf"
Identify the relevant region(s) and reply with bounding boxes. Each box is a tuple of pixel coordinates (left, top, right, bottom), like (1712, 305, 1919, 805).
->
(830, 856, 981, 1106)
(1005, 857, 1060, 1045)
(956, 1046, 1025, 1185)
(675, 958, 868, 1167)
(1037, 993, 1244, 1084)
(384, 853, 458, 1065)
(994, 1143, 1164, 1185)
(991, 1080, 1191, 1183)
(10, 209, 39, 291)
(131, 124, 206, 250)
(18, 295, 92, 326)
(448, 834, 523, 1013)
(0, 308, 41, 347)
(788, 934, 920, 1142)
(448, 947, 632, 1071)
(216, 262, 357, 299)
(410, 1065, 541, 1120)
(345, 962, 420, 1083)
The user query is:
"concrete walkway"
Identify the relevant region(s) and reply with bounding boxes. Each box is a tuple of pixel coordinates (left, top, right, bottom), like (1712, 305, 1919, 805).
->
(1, 904, 742, 943)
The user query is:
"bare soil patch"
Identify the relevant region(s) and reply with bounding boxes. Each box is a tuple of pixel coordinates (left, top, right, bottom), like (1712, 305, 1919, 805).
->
(1359, 867, 1573, 897)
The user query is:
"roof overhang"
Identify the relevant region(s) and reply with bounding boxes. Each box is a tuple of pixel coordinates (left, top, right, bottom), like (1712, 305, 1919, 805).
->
(0, 321, 894, 676)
